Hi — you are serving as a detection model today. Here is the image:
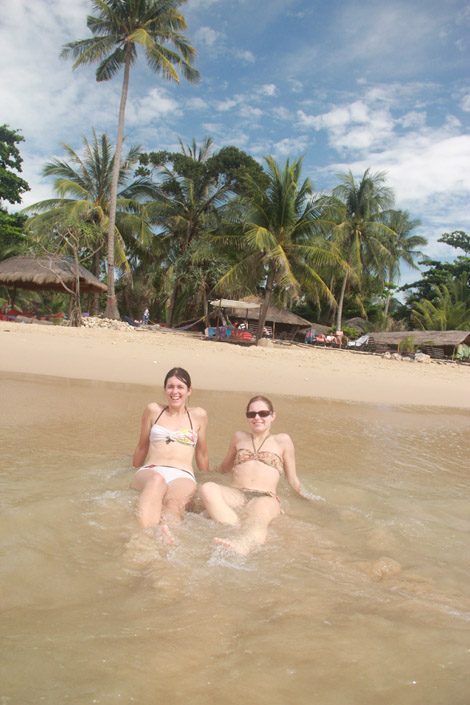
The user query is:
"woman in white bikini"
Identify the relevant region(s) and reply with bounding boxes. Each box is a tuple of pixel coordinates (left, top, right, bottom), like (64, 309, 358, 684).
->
(131, 367, 209, 537)
(199, 395, 302, 554)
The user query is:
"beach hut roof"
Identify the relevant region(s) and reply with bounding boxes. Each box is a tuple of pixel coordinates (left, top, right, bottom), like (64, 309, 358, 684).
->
(227, 296, 313, 326)
(369, 330, 470, 347)
(0, 255, 107, 294)
(210, 298, 260, 310)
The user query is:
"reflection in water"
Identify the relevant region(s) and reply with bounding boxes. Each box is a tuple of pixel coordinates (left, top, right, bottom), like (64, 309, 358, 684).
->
(1, 373, 469, 705)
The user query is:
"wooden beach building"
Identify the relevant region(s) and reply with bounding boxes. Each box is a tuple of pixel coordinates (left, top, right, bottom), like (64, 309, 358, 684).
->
(366, 330, 470, 360)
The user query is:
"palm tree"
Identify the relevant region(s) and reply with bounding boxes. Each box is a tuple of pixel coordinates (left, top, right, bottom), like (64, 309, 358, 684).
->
(217, 156, 346, 343)
(380, 209, 426, 316)
(328, 169, 397, 331)
(412, 277, 470, 330)
(145, 137, 239, 326)
(24, 131, 156, 313)
(60, 0, 200, 318)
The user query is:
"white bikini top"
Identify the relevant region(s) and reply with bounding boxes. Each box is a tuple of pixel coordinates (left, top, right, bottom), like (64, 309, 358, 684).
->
(149, 407, 198, 447)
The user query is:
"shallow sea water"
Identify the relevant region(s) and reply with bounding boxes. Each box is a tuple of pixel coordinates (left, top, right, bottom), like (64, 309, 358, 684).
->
(1, 372, 469, 705)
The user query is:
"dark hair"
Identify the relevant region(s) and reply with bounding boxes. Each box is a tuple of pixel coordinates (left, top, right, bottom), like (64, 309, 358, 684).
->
(246, 395, 274, 413)
(164, 367, 192, 389)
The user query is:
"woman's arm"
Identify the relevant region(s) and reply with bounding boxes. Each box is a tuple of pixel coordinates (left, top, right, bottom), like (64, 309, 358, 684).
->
(132, 403, 158, 468)
(194, 408, 209, 472)
(215, 431, 241, 473)
(280, 434, 302, 494)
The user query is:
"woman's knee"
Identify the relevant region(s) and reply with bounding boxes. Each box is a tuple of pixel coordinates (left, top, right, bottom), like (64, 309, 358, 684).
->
(199, 481, 218, 503)
(143, 473, 167, 494)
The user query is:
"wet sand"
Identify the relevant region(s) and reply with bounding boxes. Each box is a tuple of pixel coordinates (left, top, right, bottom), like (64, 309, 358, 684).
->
(0, 320, 468, 407)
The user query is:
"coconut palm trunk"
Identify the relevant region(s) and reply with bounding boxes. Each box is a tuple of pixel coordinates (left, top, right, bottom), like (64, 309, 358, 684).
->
(256, 265, 276, 344)
(103, 49, 131, 320)
(336, 271, 349, 331)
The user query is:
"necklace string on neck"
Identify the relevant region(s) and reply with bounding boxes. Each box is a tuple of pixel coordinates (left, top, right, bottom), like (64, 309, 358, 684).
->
(252, 433, 270, 453)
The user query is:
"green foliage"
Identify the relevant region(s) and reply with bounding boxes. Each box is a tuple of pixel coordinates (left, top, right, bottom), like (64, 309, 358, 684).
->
(341, 325, 360, 340)
(24, 131, 156, 289)
(398, 335, 416, 353)
(0, 125, 31, 252)
(216, 155, 347, 340)
(60, 0, 200, 318)
(0, 125, 30, 205)
(326, 168, 397, 330)
(438, 230, 470, 254)
(411, 276, 470, 330)
(60, 0, 200, 86)
(401, 231, 470, 313)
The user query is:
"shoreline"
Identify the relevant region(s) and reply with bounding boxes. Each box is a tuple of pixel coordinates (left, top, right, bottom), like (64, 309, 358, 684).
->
(1, 320, 469, 409)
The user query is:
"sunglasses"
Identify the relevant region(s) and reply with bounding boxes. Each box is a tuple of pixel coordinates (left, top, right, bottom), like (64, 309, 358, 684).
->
(246, 410, 272, 419)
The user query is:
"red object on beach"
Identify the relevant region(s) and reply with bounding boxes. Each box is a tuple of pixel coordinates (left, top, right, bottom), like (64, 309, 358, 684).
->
(229, 329, 253, 343)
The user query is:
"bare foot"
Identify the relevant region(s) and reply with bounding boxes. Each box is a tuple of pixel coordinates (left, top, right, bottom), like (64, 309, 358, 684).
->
(213, 536, 251, 555)
(160, 524, 175, 545)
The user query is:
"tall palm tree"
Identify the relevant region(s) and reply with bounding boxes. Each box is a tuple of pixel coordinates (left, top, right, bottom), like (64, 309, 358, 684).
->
(328, 169, 397, 331)
(380, 209, 426, 316)
(60, 0, 200, 318)
(146, 137, 238, 326)
(217, 156, 346, 343)
(24, 131, 156, 313)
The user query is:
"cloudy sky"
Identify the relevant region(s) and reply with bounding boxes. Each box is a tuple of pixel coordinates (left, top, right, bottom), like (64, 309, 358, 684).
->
(1, 0, 469, 285)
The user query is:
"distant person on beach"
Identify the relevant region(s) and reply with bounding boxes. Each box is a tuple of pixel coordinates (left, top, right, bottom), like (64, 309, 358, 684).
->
(131, 367, 209, 541)
(199, 395, 302, 554)
(142, 308, 150, 325)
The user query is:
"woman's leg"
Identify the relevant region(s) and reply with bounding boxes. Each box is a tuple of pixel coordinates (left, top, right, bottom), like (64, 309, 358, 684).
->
(199, 482, 245, 525)
(214, 496, 281, 554)
(130, 468, 167, 529)
(162, 478, 197, 524)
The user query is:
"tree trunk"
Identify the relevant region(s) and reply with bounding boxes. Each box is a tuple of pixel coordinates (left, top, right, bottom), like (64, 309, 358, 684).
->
(384, 293, 391, 318)
(167, 280, 180, 328)
(103, 49, 131, 320)
(336, 273, 348, 332)
(92, 247, 102, 315)
(256, 265, 276, 344)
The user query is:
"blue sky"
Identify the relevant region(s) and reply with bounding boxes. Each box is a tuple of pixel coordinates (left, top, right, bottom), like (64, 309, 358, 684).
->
(1, 0, 469, 287)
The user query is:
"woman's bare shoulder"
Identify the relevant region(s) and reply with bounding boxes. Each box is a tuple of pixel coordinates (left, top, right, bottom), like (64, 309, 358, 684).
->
(143, 401, 164, 416)
(272, 432, 294, 448)
(233, 429, 250, 444)
(188, 405, 208, 421)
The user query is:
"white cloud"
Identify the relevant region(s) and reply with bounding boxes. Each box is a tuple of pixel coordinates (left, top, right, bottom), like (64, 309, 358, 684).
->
(234, 49, 255, 64)
(272, 106, 293, 121)
(239, 105, 264, 121)
(194, 26, 224, 47)
(186, 97, 209, 110)
(272, 136, 309, 157)
(461, 94, 470, 112)
(216, 98, 239, 112)
(297, 100, 395, 153)
(257, 84, 278, 97)
(126, 88, 181, 126)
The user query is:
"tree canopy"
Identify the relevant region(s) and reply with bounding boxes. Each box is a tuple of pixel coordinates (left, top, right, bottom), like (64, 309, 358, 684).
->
(0, 125, 30, 256)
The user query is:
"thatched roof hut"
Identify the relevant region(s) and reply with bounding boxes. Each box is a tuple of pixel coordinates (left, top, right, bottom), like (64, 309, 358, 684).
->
(0, 255, 106, 294)
(221, 295, 315, 339)
(369, 330, 470, 357)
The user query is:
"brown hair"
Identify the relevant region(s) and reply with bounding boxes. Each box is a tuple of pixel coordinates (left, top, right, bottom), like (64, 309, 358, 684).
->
(246, 395, 274, 413)
(164, 367, 192, 389)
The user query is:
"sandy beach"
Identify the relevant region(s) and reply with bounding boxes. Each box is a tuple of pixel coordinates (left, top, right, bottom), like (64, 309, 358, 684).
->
(1, 319, 468, 408)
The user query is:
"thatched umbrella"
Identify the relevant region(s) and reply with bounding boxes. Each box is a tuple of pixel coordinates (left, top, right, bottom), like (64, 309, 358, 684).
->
(0, 255, 106, 294)
(225, 296, 314, 339)
(0, 255, 107, 324)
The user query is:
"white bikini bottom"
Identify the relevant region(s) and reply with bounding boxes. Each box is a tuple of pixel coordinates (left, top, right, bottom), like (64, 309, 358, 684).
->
(138, 464, 196, 484)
